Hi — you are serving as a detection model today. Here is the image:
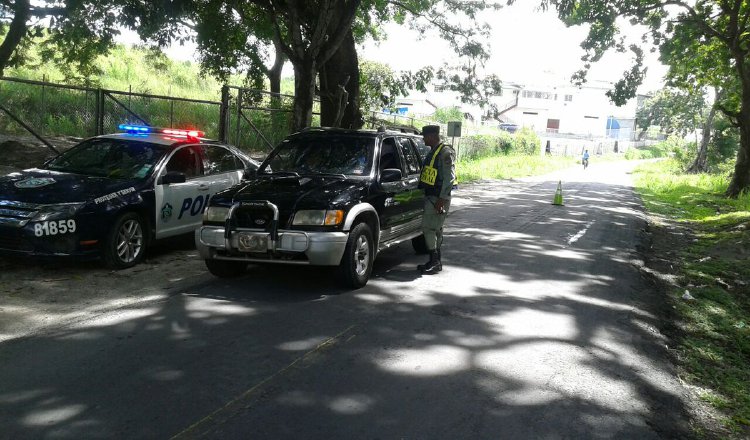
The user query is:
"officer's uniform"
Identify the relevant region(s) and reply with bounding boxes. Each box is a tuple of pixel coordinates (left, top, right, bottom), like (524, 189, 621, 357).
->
(418, 126, 456, 274)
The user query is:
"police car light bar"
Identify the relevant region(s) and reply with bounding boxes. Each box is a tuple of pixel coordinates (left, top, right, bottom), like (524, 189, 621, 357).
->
(118, 124, 204, 138)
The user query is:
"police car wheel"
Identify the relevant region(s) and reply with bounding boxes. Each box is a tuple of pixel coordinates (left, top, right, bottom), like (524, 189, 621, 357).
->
(338, 222, 373, 289)
(103, 212, 145, 269)
(411, 234, 429, 254)
(205, 259, 247, 278)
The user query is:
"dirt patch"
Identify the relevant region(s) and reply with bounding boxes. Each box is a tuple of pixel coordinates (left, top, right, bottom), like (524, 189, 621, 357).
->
(0, 134, 79, 172)
(0, 235, 207, 343)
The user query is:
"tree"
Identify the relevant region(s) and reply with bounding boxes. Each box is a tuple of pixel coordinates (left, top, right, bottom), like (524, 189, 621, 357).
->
(542, 0, 750, 196)
(432, 106, 464, 124)
(0, 0, 120, 78)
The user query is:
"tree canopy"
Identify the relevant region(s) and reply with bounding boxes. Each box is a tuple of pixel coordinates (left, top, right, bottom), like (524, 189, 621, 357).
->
(542, 0, 750, 196)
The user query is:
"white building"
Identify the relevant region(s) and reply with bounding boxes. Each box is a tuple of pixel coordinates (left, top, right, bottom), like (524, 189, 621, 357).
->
(392, 74, 647, 153)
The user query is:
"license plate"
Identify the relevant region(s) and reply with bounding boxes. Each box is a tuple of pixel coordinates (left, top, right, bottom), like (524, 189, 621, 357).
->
(237, 232, 269, 252)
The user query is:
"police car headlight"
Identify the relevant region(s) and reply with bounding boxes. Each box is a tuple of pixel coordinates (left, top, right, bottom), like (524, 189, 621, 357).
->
(33, 203, 85, 221)
(292, 210, 344, 226)
(203, 206, 229, 223)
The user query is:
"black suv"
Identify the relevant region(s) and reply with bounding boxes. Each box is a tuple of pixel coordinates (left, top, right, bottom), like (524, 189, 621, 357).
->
(195, 127, 430, 287)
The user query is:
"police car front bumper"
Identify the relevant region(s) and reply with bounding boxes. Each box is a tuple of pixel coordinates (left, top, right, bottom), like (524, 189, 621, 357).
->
(196, 226, 348, 266)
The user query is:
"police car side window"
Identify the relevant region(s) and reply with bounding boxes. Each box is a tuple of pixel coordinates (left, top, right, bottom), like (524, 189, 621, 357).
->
(204, 146, 243, 175)
(166, 146, 204, 179)
(398, 138, 420, 175)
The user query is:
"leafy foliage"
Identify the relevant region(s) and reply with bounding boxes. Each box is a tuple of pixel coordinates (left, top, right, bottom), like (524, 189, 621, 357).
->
(637, 88, 706, 137)
(540, 0, 750, 195)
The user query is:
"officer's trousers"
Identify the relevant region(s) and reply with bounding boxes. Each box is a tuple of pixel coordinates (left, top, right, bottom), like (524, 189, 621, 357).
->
(422, 195, 451, 251)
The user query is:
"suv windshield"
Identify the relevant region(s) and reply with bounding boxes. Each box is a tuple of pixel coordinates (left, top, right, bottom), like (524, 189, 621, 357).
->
(46, 138, 167, 179)
(260, 136, 374, 177)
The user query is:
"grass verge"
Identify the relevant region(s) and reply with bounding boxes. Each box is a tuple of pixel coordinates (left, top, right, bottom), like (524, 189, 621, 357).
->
(633, 159, 750, 436)
(457, 154, 578, 182)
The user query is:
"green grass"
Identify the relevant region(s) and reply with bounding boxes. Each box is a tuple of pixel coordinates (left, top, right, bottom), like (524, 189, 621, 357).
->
(457, 154, 579, 182)
(633, 159, 750, 435)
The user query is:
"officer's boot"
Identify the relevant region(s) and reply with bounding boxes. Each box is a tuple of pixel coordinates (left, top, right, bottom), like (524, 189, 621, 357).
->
(436, 247, 443, 272)
(419, 251, 441, 275)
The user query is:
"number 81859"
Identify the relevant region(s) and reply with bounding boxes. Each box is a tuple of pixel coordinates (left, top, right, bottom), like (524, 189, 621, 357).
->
(34, 220, 77, 237)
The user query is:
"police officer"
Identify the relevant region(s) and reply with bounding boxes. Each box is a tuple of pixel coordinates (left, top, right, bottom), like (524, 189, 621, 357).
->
(417, 125, 455, 275)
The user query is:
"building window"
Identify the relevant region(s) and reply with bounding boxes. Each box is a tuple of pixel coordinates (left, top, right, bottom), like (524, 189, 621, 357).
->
(564, 95, 573, 102)
(547, 119, 560, 129)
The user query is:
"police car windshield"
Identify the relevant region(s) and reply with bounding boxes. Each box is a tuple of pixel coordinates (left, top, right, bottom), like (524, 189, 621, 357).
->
(46, 138, 167, 179)
(260, 136, 374, 177)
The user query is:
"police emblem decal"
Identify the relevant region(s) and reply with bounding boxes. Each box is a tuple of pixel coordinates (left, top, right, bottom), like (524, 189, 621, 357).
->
(161, 203, 173, 221)
(14, 177, 56, 189)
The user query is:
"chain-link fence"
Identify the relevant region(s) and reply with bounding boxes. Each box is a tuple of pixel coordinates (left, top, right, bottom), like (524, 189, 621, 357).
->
(0, 77, 330, 161)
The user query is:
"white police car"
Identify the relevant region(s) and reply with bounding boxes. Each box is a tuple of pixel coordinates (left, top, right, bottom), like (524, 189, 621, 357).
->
(0, 125, 259, 268)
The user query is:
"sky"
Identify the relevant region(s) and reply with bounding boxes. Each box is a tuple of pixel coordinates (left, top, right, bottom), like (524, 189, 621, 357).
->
(155, 3, 667, 94)
(359, 3, 667, 93)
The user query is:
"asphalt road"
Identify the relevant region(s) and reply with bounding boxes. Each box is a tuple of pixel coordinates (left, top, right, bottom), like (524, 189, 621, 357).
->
(0, 160, 692, 439)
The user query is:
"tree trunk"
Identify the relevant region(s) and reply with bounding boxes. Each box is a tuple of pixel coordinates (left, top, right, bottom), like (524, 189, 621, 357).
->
(291, 58, 317, 131)
(726, 115, 750, 197)
(0, 0, 31, 77)
(687, 98, 719, 173)
(319, 30, 363, 129)
(268, 37, 285, 96)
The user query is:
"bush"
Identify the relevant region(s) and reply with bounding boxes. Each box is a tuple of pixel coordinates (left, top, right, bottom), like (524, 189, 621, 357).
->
(512, 127, 541, 155)
(459, 132, 512, 159)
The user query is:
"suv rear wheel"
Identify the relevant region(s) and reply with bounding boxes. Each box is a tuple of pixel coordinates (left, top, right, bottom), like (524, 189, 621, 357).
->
(338, 222, 374, 288)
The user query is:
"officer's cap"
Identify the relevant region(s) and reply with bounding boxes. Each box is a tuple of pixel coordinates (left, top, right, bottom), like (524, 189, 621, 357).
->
(421, 125, 440, 136)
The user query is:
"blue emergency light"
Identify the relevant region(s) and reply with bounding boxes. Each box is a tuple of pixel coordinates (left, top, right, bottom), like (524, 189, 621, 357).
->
(118, 124, 151, 133)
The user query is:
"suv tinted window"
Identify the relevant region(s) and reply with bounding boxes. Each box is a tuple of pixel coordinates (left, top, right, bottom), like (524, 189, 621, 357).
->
(379, 137, 403, 173)
(398, 138, 420, 175)
(413, 138, 430, 162)
(262, 136, 374, 176)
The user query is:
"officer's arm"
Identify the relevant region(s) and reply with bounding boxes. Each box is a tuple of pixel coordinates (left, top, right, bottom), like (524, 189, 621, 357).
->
(439, 147, 455, 199)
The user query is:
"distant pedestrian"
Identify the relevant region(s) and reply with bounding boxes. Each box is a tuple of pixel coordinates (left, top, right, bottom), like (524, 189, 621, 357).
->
(417, 125, 456, 275)
(582, 149, 590, 169)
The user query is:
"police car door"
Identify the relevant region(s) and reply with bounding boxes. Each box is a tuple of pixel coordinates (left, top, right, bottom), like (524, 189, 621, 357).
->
(154, 144, 213, 238)
(202, 145, 245, 199)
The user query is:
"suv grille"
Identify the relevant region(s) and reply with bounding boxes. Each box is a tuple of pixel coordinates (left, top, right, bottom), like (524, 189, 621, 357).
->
(234, 206, 273, 229)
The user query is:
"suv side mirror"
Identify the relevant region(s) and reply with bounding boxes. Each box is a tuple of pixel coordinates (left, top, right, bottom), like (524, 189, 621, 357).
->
(380, 168, 402, 183)
(243, 167, 257, 179)
(160, 171, 187, 185)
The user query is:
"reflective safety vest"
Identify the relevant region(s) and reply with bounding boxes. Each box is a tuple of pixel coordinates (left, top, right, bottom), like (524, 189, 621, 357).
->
(419, 143, 445, 187)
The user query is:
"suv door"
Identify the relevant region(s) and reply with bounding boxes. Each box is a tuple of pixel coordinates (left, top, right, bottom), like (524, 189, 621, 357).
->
(154, 145, 213, 238)
(396, 137, 426, 231)
(377, 136, 411, 241)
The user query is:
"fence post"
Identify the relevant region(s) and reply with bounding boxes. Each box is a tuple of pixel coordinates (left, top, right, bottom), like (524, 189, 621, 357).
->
(94, 88, 105, 135)
(218, 85, 230, 143)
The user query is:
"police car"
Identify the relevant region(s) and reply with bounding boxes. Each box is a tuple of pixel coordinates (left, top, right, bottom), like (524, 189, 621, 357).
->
(0, 125, 259, 268)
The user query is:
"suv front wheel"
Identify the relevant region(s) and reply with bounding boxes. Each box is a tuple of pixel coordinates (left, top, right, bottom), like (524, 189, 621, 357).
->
(338, 222, 374, 288)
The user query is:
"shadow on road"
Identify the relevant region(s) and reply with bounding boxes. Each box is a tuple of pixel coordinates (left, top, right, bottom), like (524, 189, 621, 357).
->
(0, 177, 693, 439)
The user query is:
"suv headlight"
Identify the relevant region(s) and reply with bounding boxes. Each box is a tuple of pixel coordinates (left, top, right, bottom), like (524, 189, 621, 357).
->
(33, 202, 85, 221)
(292, 209, 344, 226)
(203, 206, 230, 223)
